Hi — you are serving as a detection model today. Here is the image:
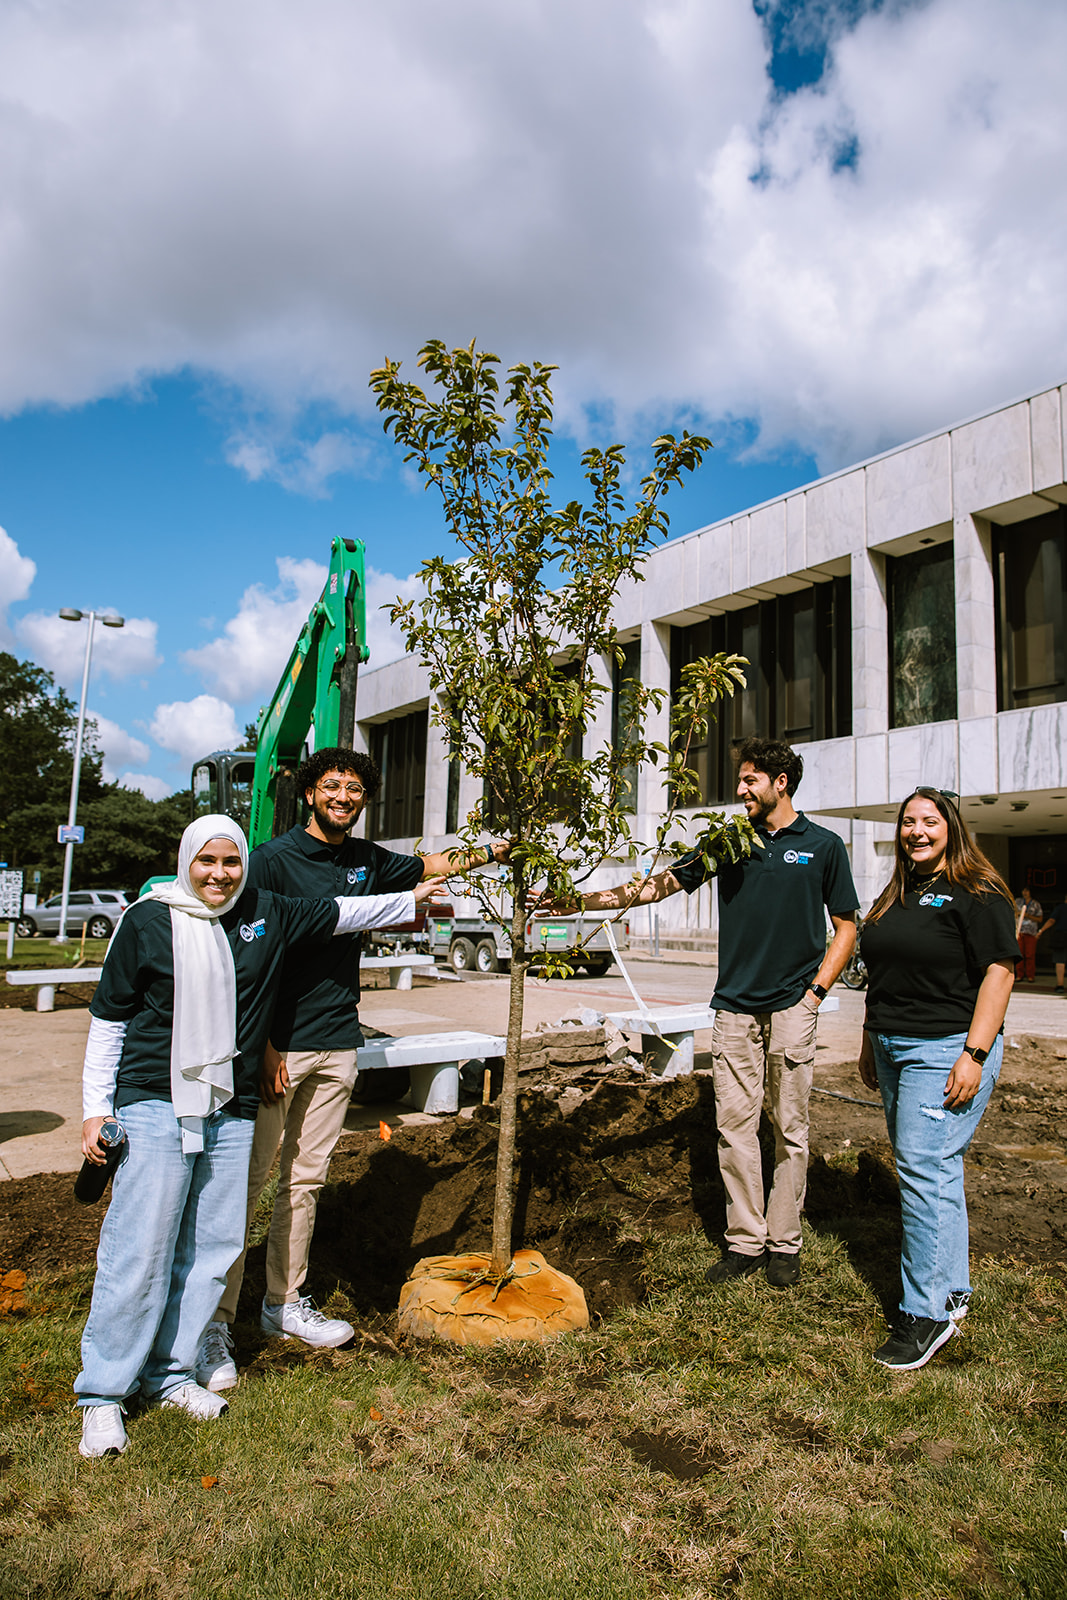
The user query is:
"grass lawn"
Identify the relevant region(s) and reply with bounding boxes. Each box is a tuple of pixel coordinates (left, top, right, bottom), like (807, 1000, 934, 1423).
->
(1, 1220, 1065, 1600)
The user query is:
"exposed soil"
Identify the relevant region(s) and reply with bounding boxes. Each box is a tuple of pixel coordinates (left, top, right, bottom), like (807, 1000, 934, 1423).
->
(2, 1035, 1065, 1336)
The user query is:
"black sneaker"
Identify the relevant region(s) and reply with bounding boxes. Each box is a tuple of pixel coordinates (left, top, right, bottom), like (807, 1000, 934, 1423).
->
(873, 1314, 956, 1371)
(766, 1251, 800, 1288)
(705, 1249, 767, 1284)
(945, 1291, 971, 1323)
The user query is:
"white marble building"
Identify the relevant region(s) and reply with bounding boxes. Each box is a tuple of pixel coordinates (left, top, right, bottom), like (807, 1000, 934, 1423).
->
(354, 381, 1067, 934)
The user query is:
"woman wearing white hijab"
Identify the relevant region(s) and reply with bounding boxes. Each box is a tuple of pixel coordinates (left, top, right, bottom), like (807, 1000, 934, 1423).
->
(76, 814, 439, 1459)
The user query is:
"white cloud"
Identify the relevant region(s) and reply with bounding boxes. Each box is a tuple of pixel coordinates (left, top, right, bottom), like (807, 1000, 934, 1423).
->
(119, 772, 173, 801)
(150, 695, 242, 765)
(365, 567, 424, 669)
(0, 525, 36, 647)
(17, 611, 161, 687)
(182, 555, 326, 700)
(224, 424, 377, 494)
(88, 711, 150, 781)
(0, 1, 1063, 466)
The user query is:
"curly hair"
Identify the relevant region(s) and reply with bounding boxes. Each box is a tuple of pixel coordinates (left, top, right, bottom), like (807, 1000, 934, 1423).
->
(735, 737, 804, 797)
(297, 746, 381, 800)
(866, 787, 1013, 923)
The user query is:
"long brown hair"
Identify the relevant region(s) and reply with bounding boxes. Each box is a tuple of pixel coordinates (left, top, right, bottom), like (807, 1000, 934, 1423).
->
(866, 787, 1013, 923)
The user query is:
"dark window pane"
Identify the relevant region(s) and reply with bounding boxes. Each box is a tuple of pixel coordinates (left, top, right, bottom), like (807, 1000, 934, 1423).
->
(995, 510, 1066, 710)
(611, 638, 642, 813)
(367, 709, 427, 839)
(887, 544, 958, 728)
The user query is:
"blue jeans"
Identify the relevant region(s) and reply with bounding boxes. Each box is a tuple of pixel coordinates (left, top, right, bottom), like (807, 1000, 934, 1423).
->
(76, 1100, 254, 1406)
(871, 1032, 1002, 1322)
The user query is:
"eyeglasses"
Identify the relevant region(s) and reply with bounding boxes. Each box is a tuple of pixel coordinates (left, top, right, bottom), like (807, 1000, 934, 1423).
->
(318, 780, 365, 798)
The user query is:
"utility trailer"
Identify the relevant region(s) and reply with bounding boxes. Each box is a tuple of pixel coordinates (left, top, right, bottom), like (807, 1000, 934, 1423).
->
(367, 897, 628, 977)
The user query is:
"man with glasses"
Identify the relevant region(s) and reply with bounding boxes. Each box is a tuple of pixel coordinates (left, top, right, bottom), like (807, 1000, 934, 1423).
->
(198, 747, 508, 1379)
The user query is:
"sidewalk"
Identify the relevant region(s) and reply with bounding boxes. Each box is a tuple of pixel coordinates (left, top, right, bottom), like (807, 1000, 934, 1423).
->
(2, 963, 1063, 1181)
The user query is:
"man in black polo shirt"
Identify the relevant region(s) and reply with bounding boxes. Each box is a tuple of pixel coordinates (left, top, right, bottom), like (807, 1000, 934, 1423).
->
(569, 738, 857, 1288)
(200, 746, 508, 1381)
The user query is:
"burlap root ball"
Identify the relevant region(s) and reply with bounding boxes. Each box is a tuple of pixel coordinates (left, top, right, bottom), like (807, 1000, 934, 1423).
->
(397, 1249, 589, 1345)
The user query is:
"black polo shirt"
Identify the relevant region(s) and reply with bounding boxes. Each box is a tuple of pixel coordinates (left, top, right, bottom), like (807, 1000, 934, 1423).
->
(673, 813, 858, 1014)
(245, 826, 424, 1051)
(90, 888, 340, 1118)
(861, 884, 1018, 1037)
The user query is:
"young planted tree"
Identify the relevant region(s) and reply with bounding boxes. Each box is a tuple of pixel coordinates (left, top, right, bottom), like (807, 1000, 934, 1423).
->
(371, 341, 757, 1284)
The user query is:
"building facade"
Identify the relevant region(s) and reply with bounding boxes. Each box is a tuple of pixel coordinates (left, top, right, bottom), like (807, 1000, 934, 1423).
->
(353, 382, 1067, 935)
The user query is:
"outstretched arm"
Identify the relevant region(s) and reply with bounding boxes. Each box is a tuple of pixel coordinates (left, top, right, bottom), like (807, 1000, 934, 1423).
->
(539, 867, 684, 915)
(419, 839, 510, 878)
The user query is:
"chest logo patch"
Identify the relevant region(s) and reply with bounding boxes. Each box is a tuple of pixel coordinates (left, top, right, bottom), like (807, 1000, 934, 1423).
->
(919, 893, 953, 908)
(783, 850, 814, 865)
(239, 918, 267, 942)
(347, 868, 367, 885)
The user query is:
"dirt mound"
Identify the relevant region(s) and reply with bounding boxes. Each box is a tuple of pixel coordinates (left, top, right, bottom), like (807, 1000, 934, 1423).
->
(3, 1047, 1066, 1327)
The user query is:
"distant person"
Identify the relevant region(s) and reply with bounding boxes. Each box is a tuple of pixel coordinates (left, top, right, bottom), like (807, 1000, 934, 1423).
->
(1036, 899, 1067, 993)
(539, 738, 857, 1289)
(1013, 886, 1042, 982)
(198, 747, 509, 1390)
(859, 789, 1016, 1371)
(76, 813, 440, 1459)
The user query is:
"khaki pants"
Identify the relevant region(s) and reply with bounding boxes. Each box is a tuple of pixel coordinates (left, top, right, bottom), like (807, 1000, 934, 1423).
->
(216, 1048, 358, 1321)
(711, 998, 817, 1256)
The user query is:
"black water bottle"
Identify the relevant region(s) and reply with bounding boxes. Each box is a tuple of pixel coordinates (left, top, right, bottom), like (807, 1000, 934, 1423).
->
(74, 1117, 126, 1204)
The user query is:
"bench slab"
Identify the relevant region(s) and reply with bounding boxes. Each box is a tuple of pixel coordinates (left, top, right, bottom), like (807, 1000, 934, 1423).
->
(358, 1030, 505, 1114)
(7, 968, 103, 1012)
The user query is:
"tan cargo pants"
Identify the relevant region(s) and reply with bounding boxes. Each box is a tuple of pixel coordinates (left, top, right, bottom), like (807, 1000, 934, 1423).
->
(216, 1048, 358, 1320)
(711, 997, 818, 1256)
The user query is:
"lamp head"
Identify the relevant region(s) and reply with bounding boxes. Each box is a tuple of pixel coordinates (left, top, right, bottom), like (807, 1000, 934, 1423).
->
(59, 608, 83, 622)
(101, 614, 125, 628)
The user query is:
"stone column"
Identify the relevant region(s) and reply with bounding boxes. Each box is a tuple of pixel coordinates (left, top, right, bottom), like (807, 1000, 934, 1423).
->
(954, 512, 997, 720)
(638, 621, 672, 844)
(422, 698, 451, 846)
(851, 548, 888, 736)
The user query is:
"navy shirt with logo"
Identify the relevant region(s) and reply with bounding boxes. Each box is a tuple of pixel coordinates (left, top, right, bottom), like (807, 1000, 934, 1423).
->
(672, 813, 858, 1014)
(90, 888, 340, 1118)
(861, 882, 1019, 1038)
(245, 826, 424, 1051)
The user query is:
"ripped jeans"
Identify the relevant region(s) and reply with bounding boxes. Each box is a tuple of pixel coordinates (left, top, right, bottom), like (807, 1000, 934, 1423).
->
(871, 1032, 1002, 1321)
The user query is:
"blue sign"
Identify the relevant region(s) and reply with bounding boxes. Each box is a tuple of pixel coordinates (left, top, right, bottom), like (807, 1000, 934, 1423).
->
(57, 825, 85, 844)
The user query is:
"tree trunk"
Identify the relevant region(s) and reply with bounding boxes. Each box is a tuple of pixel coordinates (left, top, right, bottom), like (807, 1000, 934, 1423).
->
(489, 863, 528, 1275)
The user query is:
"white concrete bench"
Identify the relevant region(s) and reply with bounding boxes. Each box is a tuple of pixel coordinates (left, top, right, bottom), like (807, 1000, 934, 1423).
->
(7, 967, 103, 1012)
(361, 953, 437, 990)
(605, 1004, 717, 1078)
(606, 997, 840, 1078)
(357, 1030, 506, 1114)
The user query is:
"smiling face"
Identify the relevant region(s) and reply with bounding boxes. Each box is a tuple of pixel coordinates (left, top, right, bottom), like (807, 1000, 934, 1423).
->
(899, 795, 949, 876)
(306, 768, 367, 843)
(736, 761, 787, 824)
(188, 839, 245, 907)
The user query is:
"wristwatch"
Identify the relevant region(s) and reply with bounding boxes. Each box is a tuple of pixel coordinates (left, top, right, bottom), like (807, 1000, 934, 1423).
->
(963, 1043, 988, 1064)
(808, 982, 828, 1002)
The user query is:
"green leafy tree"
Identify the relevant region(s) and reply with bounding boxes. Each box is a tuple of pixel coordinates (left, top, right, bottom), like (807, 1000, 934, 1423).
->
(372, 341, 759, 1278)
(0, 652, 104, 882)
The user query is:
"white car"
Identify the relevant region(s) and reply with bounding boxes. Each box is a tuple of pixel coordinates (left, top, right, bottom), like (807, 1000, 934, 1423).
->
(17, 890, 130, 940)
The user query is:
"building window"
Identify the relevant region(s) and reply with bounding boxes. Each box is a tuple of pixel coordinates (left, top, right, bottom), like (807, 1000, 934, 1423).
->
(995, 509, 1067, 710)
(670, 576, 851, 804)
(887, 542, 957, 728)
(367, 709, 427, 840)
(611, 638, 641, 812)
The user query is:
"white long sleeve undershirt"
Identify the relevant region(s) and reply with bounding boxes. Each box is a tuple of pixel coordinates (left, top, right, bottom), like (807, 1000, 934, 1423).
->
(81, 889, 418, 1120)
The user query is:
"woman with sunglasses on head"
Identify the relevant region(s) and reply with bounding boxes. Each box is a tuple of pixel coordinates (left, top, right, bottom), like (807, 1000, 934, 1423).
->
(76, 814, 442, 1459)
(858, 789, 1017, 1371)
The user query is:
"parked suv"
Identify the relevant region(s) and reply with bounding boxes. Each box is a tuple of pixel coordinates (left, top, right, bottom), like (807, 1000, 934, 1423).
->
(16, 890, 130, 940)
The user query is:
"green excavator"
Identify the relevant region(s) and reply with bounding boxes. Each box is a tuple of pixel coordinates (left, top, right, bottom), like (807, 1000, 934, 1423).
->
(190, 537, 369, 845)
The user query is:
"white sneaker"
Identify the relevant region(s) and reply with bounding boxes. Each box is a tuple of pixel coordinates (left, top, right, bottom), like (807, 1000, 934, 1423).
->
(260, 1295, 354, 1349)
(157, 1383, 229, 1420)
(79, 1403, 128, 1458)
(196, 1320, 239, 1392)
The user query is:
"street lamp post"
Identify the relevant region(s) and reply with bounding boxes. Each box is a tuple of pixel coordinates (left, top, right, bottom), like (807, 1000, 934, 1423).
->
(56, 608, 124, 943)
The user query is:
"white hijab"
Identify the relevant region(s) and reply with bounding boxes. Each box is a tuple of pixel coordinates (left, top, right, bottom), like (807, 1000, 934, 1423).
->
(142, 815, 249, 1153)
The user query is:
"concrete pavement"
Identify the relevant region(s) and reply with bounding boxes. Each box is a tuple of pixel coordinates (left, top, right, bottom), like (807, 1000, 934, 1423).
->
(2, 955, 1064, 1180)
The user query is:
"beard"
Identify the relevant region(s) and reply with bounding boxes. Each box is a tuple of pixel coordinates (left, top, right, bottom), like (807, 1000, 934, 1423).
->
(311, 797, 358, 839)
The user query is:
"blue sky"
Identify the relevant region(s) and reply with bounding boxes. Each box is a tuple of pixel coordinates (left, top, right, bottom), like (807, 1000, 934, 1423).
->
(1, 0, 1064, 798)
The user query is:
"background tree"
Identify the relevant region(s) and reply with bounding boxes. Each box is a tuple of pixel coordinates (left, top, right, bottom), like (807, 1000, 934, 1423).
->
(0, 651, 189, 896)
(372, 341, 757, 1280)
